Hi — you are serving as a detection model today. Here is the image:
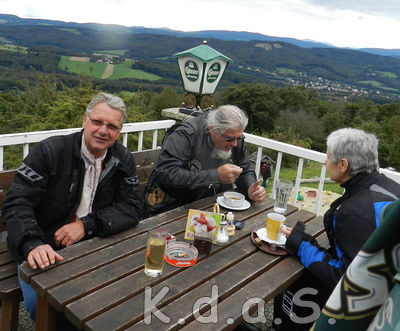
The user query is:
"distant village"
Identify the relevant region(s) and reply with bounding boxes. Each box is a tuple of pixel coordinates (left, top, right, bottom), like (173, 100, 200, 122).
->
(238, 65, 397, 100)
(90, 53, 124, 64)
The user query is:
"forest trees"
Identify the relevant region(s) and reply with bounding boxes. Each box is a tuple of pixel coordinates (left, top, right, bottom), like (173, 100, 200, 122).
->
(1, 78, 400, 170)
(216, 82, 400, 169)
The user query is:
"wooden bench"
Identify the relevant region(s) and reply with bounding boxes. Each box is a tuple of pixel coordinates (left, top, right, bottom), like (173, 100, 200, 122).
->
(0, 148, 160, 330)
(132, 149, 160, 195)
(0, 169, 21, 331)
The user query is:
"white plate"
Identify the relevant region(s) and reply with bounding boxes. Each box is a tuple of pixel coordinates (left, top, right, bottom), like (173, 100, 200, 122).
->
(255, 227, 287, 246)
(216, 196, 251, 210)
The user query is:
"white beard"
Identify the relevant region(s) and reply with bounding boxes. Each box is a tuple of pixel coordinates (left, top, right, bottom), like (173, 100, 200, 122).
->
(210, 148, 232, 160)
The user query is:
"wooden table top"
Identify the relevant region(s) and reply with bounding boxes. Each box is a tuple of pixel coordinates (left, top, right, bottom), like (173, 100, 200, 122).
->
(20, 196, 326, 331)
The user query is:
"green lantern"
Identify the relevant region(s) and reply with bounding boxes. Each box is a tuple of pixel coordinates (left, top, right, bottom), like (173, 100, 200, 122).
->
(173, 40, 233, 115)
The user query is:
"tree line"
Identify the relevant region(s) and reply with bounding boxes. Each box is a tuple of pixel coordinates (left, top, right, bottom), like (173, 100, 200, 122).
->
(1, 77, 399, 171)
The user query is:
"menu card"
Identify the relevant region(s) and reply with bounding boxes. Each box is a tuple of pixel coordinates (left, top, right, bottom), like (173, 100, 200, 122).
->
(184, 209, 223, 244)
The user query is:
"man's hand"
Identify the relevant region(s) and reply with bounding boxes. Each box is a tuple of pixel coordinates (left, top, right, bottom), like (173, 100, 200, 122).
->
(248, 181, 266, 203)
(27, 244, 64, 270)
(54, 220, 85, 248)
(217, 164, 243, 184)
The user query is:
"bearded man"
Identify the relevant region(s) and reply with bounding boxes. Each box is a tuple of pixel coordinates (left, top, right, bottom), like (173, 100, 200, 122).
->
(143, 104, 265, 217)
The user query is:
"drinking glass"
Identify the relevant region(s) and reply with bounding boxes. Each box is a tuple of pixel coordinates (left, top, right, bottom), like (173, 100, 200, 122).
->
(144, 228, 167, 277)
(273, 179, 293, 213)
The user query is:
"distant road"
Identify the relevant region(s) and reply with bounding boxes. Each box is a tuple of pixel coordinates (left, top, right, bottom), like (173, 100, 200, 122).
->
(101, 63, 114, 79)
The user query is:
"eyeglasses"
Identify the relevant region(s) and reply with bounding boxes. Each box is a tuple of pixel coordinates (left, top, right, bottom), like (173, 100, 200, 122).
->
(87, 114, 122, 132)
(220, 133, 245, 142)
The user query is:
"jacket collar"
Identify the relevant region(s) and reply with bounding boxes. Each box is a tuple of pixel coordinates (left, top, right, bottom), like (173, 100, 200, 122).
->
(340, 170, 380, 195)
(74, 129, 115, 164)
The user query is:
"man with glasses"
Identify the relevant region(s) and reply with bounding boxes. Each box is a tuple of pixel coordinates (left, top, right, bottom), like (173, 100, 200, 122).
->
(143, 104, 265, 217)
(2, 92, 142, 324)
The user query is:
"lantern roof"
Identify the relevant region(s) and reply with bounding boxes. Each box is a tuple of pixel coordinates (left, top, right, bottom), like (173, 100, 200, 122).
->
(173, 41, 233, 63)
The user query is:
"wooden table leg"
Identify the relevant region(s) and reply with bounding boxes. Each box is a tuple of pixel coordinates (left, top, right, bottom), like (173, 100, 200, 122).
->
(0, 298, 19, 331)
(35, 294, 56, 331)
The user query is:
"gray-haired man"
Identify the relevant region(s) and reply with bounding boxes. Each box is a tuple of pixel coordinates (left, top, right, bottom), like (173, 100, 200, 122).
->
(3, 92, 142, 324)
(144, 104, 265, 217)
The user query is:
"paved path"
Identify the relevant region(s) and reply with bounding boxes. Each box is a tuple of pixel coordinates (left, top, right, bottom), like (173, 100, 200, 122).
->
(101, 63, 114, 79)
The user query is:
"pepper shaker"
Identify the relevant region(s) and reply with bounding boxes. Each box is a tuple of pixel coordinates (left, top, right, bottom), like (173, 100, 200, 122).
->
(226, 212, 236, 236)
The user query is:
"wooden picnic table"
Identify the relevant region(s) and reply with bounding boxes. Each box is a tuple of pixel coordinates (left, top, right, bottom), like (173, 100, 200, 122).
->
(19, 195, 327, 330)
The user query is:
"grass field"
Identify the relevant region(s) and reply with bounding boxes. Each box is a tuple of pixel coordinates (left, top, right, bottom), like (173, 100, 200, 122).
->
(0, 43, 27, 53)
(97, 49, 128, 55)
(57, 28, 81, 35)
(59, 56, 107, 78)
(108, 61, 160, 80)
(276, 67, 297, 75)
(264, 161, 342, 195)
(358, 80, 399, 92)
(59, 56, 161, 81)
(377, 71, 398, 79)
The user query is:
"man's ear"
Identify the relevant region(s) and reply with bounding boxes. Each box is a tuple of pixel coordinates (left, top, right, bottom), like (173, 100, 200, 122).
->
(82, 113, 88, 128)
(339, 158, 349, 173)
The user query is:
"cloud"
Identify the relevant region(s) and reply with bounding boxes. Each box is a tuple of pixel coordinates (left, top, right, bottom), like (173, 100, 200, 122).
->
(1, 0, 400, 48)
(304, 0, 400, 19)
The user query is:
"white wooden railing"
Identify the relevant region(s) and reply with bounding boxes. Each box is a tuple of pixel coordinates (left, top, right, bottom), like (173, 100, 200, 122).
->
(0, 120, 176, 171)
(244, 133, 400, 214)
(1, 120, 400, 216)
(245, 133, 328, 215)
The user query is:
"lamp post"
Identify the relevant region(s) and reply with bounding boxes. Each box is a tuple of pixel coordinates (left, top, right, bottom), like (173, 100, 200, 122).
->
(173, 40, 233, 116)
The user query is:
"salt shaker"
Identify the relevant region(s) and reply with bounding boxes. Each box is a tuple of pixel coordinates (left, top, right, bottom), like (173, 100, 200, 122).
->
(216, 219, 229, 244)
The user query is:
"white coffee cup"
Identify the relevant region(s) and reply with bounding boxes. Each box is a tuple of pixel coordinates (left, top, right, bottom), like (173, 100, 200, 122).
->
(223, 191, 245, 207)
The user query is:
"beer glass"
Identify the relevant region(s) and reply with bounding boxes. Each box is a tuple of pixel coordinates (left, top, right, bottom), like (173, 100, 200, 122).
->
(144, 228, 167, 277)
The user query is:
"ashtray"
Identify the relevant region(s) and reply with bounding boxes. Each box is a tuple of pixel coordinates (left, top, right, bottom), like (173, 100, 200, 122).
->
(164, 241, 198, 267)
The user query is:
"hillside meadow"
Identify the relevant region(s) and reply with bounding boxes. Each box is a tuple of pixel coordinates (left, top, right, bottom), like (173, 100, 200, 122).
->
(58, 56, 161, 81)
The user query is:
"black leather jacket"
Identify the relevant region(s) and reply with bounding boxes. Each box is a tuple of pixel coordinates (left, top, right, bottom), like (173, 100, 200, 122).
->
(144, 114, 256, 216)
(2, 130, 142, 263)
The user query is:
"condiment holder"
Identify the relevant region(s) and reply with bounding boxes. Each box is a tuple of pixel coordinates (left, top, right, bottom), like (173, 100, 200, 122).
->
(214, 203, 229, 244)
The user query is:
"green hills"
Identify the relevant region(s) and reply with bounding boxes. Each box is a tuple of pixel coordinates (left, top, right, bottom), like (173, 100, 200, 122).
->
(1, 14, 400, 100)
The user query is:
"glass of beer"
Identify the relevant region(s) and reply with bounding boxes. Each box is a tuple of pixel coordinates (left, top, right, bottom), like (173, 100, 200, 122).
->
(144, 228, 167, 277)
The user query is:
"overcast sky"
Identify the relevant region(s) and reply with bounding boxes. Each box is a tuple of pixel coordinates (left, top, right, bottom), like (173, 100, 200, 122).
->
(1, 0, 400, 49)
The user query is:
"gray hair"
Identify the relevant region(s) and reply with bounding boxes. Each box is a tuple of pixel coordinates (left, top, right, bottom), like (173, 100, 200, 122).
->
(86, 92, 127, 123)
(206, 105, 248, 134)
(327, 128, 379, 175)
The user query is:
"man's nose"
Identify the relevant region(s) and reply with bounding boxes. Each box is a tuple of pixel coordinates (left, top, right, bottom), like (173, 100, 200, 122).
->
(98, 124, 109, 134)
(230, 139, 238, 147)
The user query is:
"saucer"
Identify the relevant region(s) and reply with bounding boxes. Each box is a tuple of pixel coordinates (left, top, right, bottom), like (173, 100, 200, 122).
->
(250, 227, 288, 256)
(216, 196, 251, 210)
(255, 227, 287, 246)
